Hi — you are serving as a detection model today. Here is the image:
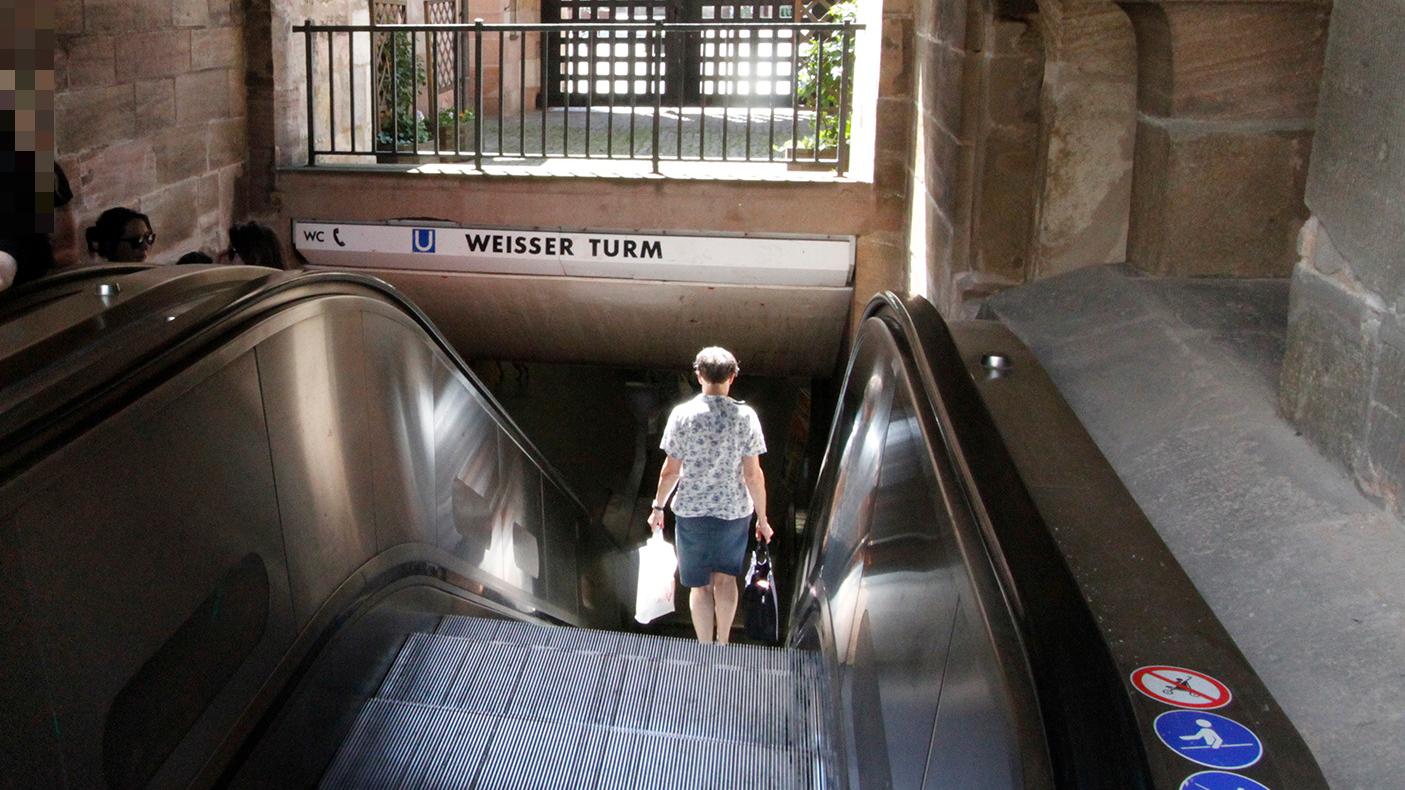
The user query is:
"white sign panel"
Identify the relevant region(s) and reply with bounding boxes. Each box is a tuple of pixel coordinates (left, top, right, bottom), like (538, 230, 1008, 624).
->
(293, 221, 853, 287)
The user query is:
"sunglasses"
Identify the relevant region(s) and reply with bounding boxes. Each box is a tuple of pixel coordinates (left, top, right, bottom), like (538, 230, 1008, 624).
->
(120, 232, 157, 248)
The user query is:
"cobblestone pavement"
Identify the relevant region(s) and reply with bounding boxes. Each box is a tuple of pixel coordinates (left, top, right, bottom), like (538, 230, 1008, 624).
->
(384, 105, 824, 161)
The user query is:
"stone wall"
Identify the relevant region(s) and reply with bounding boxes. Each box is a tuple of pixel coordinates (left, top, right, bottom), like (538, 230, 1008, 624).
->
(905, 0, 1134, 318)
(1029, 0, 1134, 277)
(1281, 0, 1405, 517)
(905, 0, 1330, 319)
(907, 0, 1049, 317)
(1118, 0, 1329, 277)
(53, 0, 248, 265)
(906, 0, 984, 314)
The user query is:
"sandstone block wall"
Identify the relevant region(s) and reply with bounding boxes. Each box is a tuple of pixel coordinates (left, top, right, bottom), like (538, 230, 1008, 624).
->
(907, 0, 1048, 317)
(1119, 0, 1329, 277)
(906, 0, 983, 314)
(53, 0, 247, 265)
(905, 0, 1139, 319)
(1281, 0, 1405, 517)
(1029, 0, 1134, 277)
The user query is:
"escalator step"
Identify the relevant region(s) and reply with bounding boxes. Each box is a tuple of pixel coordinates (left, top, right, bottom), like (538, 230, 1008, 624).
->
(475, 717, 609, 789)
(400, 706, 498, 789)
(659, 636, 792, 673)
(647, 659, 800, 746)
(435, 614, 504, 642)
(323, 617, 830, 787)
(379, 634, 473, 706)
(442, 640, 532, 715)
(319, 699, 465, 788)
(437, 614, 799, 667)
(599, 729, 821, 790)
(325, 699, 821, 790)
(506, 647, 613, 725)
(607, 652, 661, 732)
(378, 633, 814, 749)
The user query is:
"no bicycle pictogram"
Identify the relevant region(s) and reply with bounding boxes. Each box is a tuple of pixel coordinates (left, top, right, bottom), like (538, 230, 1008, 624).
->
(1132, 665, 1232, 710)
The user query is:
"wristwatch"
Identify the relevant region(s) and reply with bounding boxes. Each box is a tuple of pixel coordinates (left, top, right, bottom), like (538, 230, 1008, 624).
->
(650, 502, 665, 511)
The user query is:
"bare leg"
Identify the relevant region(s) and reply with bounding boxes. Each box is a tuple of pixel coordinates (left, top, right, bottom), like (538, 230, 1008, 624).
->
(690, 585, 716, 642)
(711, 572, 739, 645)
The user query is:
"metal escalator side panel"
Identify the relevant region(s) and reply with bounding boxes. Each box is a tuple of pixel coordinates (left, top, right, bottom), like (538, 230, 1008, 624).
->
(0, 348, 296, 790)
(848, 292, 1326, 789)
(0, 266, 281, 473)
(791, 318, 1054, 790)
(0, 275, 602, 789)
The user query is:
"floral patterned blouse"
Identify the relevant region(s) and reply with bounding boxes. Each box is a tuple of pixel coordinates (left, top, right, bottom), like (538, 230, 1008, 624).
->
(660, 394, 767, 519)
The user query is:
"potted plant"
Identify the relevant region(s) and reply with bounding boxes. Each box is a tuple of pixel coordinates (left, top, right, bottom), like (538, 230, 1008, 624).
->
(375, 30, 432, 161)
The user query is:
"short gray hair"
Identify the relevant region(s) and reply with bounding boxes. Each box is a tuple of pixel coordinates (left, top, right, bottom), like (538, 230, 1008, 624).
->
(693, 346, 739, 384)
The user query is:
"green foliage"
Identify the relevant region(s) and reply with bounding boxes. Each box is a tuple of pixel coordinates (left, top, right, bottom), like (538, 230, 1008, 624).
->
(438, 107, 475, 127)
(377, 31, 431, 149)
(435, 107, 476, 149)
(794, 0, 857, 153)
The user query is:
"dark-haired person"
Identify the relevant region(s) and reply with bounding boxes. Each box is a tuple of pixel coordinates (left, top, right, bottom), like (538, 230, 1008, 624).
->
(86, 207, 154, 263)
(176, 251, 214, 264)
(224, 222, 284, 269)
(647, 346, 772, 644)
(2, 164, 74, 292)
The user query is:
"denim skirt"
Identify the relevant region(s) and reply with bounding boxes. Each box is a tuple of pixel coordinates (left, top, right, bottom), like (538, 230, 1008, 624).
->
(674, 514, 751, 587)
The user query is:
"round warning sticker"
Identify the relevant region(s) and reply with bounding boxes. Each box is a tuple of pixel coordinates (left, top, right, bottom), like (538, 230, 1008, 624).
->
(1179, 771, 1270, 790)
(1132, 665, 1232, 710)
(1155, 710, 1263, 770)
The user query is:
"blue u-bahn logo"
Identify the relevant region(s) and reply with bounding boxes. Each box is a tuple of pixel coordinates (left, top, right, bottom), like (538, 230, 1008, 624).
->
(412, 228, 436, 253)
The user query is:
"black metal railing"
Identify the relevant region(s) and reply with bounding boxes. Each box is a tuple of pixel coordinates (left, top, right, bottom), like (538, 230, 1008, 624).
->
(295, 19, 860, 173)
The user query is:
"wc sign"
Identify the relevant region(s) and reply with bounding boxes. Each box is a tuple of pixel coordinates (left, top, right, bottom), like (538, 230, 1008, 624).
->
(412, 228, 436, 253)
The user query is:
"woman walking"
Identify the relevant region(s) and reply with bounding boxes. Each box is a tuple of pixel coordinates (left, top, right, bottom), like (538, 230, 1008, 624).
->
(648, 347, 773, 643)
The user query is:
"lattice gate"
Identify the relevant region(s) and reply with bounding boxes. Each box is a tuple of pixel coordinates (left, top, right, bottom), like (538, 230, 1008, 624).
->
(543, 0, 803, 106)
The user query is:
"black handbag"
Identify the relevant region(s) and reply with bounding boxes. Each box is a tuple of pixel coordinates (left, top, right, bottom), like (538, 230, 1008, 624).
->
(742, 542, 779, 643)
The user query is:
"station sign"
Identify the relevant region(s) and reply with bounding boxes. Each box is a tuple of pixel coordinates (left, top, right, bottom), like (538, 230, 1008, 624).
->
(292, 220, 854, 288)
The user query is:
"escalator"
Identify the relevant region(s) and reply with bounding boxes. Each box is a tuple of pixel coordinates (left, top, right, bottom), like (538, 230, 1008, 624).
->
(0, 265, 1327, 788)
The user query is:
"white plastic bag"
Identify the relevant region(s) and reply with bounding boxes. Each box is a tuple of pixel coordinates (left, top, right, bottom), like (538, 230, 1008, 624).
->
(634, 531, 677, 624)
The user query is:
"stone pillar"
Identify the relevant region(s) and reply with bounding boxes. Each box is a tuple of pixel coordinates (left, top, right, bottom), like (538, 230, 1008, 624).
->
(1281, 0, 1405, 516)
(1117, 0, 1329, 276)
(847, 0, 917, 330)
(245, 0, 368, 216)
(908, 0, 992, 316)
(1030, 0, 1135, 276)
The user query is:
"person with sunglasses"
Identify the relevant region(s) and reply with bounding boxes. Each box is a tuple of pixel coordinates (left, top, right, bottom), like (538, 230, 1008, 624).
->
(86, 207, 155, 263)
(221, 221, 285, 268)
(648, 346, 773, 644)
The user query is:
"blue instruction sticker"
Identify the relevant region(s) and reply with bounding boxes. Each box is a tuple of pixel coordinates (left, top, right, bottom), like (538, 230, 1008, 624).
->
(1155, 710, 1263, 770)
(1179, 770, 1270, 790)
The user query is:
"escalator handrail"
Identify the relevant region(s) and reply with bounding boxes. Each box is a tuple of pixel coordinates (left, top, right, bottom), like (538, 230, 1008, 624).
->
(0, 266, 600, 538)
(0, 262, 151, 323)
(800, 291, 1155, 787)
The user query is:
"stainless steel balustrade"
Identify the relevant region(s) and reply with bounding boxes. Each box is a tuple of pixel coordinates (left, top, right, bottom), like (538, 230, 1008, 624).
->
(0, 267, 611, 789)
(789, 294, 1330, 788)
(0, 268, 1329, 789)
